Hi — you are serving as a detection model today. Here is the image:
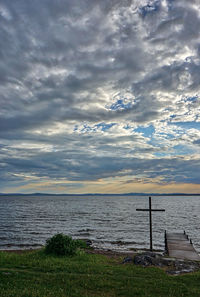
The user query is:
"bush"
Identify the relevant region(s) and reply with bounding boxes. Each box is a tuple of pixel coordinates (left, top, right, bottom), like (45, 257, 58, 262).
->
(45, 233, 78, 256)
(74, 239, 88, 249)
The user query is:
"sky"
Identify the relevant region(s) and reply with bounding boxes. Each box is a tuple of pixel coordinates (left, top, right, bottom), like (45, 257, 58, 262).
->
(0, 0, 200, 194)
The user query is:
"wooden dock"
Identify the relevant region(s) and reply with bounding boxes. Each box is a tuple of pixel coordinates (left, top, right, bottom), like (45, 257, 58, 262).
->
(165, 232, 200, 261)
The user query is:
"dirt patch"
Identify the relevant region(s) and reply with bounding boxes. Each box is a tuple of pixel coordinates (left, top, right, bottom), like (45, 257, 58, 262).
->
(86, 248, 136, 259)
(0, 249, 41, 254)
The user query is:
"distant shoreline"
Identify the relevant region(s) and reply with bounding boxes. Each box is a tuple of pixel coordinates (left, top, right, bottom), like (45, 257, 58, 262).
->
(0, 193, 200, 196)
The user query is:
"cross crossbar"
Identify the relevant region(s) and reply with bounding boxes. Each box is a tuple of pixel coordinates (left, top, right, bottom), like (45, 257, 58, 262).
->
(136, 197, 165, 251)
(136, 209, 165, 211)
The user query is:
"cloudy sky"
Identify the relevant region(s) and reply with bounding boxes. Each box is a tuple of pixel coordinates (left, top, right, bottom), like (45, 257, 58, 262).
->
(0, 0, 200, 194)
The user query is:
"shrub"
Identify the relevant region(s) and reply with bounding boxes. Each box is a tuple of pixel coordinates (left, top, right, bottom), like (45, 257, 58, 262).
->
(74, 239, 88, 249)
(45, 233, 78, 256)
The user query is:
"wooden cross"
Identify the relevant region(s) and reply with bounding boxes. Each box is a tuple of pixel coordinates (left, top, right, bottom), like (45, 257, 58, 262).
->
(136, 197, 165, 251)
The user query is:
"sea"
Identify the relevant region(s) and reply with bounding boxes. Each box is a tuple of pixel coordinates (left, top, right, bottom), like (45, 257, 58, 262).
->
(0, 195, 199, 252)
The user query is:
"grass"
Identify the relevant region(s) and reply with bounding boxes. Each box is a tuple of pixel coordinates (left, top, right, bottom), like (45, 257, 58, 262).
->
(1, 249, 200, 296)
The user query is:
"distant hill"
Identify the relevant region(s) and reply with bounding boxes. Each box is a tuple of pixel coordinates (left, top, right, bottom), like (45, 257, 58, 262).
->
(0, 192, 199, 196)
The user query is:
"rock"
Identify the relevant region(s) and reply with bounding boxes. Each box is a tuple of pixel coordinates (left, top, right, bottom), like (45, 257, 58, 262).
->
(133, 252, 200, 274)
(79, 239, 92, 246)
(122, 256, 133, 264)
(167, 260, 200, 275)
(111, 240, 124, 245)
(160, 257, 175, 266)
(133, 252, 158, 266)
(85, 239, 92, 246)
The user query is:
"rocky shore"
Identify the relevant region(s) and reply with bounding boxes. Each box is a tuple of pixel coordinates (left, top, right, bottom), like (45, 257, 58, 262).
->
(2, 246, 200, 275)
(124, 252, 200, 275)
(87, 248, 200, 275)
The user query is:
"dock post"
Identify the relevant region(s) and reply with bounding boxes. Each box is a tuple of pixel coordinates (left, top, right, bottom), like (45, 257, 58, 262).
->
(164, 230, 168, 254)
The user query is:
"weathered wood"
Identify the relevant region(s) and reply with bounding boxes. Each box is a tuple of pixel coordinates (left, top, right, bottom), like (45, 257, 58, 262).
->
(136, 209, 165, 211)
(166, 232, 200, 261)
(136, 197, 165, 251)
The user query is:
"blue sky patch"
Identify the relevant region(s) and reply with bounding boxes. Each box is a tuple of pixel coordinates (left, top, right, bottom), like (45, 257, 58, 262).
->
(123, 124, 132, 130)
(154, 152, 168, 158)
(139, 0, 160, 17)
(74, 123, 116, 133)
(171, 121, 200, 130)
(186, 96, 198, 102)
(172, 144, 194, 156)
(109, 99, 133, 111)
(96, 123, 116, 131)
(134, 124, 155, 137)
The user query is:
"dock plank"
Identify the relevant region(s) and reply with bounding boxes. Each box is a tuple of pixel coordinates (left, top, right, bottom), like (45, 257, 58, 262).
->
(166, 232, 200, 261)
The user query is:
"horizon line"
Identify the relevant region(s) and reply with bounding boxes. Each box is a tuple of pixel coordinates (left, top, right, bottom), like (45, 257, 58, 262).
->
(0, 192, 200, 196)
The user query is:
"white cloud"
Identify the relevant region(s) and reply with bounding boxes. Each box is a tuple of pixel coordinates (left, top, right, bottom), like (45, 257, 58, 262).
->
(0, 0, 200, 192)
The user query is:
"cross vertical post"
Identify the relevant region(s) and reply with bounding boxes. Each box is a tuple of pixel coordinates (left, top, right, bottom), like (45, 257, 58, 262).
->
(136, 196, 165, 251)
(149, 197, 152, 251)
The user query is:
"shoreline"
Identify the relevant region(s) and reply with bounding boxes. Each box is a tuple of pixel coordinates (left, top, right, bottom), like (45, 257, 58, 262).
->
(0, 246, 164, 257)
(2, 247, 200, 275)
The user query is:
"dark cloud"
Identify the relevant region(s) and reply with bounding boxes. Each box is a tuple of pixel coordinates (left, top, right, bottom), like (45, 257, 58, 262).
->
(0, 0, 200, 192)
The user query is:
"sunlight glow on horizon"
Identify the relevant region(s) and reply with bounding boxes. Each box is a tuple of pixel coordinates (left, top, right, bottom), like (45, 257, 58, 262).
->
(0, 0, 200, 194)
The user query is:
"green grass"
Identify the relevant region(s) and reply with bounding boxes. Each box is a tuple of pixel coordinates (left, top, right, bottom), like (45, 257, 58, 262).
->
(1, 250, 200, 297)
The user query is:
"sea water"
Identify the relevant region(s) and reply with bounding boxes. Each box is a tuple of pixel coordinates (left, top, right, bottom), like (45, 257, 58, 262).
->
(0, 195, 199, 252)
